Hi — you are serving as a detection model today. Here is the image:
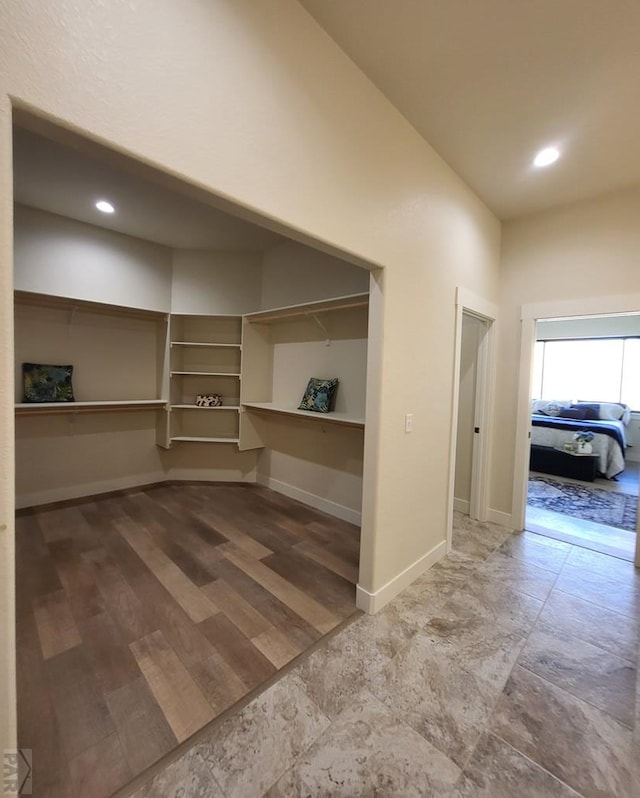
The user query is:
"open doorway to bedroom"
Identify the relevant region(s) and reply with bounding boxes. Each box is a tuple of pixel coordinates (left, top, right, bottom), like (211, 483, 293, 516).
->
(525, 312, 640, 561)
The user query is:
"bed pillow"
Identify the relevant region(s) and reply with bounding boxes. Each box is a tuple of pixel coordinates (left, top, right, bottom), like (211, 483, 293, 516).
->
(558, 407, 587, 420)
(581, 401, 630, 424)
(298, 377, 339, 413)
(532, 399, 572, 415)
(537, 401, 568, 417)
(571, 403, 599, 420)
(22, 362, 75, 403)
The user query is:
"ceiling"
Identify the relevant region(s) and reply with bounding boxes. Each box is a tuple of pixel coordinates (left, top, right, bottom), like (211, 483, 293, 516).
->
(13, 128, 284, 251)
(299, 0, 640, 220)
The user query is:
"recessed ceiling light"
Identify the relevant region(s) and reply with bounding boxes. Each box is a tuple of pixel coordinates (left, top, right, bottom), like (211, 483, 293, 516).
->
(533, 147, 560, 168)
(95, 200, 115, 213)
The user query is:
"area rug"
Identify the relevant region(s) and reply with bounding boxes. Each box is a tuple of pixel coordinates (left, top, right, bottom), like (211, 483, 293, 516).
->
(528, 475, 637, 532)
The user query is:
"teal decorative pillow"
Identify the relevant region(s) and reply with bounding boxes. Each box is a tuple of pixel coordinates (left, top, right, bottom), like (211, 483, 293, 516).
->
(298, 377, 339, 413)
(22, 363, 75, 403)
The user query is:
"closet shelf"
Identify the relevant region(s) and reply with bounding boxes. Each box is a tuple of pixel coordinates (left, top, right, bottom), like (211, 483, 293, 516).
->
(170, 404, 240, 411)
(242, 402, 365, 428)
(170, 371, 241, 377)
(15, 400, 166, 416)
(171, 341, 241, 349)
(14, 290, 166, 321)
(244, 292, 369, 324)
(170, 436, 240, 444)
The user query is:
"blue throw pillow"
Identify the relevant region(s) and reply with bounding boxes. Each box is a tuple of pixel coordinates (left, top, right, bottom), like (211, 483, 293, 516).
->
(559, 408, 587, 420)
(571, 403, 599, 420)
(298, 377, 339, 413)
(22, 362, 75, 403)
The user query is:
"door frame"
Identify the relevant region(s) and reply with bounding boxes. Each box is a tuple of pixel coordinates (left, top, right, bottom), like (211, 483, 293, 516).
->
(511, 292, 640, 568)
(447, 287, 498, 552)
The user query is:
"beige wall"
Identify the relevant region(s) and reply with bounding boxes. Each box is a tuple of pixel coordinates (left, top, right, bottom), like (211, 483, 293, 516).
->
(261, 240, 369, 309)
(492, 187, 640, 515)
(172, 249, 263, 315)
(0, 0, 501, 749)
(15, 204, 173, 311)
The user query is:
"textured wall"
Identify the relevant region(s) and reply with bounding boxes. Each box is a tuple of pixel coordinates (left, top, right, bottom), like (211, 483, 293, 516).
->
(0, 0, 500, 749)
(493, 187, 640, 514)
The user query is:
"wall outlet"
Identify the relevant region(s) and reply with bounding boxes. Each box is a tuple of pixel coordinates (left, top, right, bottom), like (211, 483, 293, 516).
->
(405, 413, 413, 433)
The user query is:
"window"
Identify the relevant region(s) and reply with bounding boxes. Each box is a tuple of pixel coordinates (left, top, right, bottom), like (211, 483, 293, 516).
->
(533, 337, 640, 409)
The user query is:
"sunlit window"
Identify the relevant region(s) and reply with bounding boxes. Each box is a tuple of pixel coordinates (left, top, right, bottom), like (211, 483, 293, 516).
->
(533, 338, 640, 409)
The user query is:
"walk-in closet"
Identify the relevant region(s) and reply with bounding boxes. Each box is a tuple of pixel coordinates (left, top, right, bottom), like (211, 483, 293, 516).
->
(13, 121, 372, 797)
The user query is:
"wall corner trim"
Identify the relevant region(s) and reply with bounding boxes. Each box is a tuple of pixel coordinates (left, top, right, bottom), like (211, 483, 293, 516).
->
(453, 497, 470, 514)
(486, 508, 515, 529)
(355, 539, 447, 614)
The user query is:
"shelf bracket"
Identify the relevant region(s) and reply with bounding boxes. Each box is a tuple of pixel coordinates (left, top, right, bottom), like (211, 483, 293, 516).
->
(308, 312, 331, 346)
(68, 305, 79, 331)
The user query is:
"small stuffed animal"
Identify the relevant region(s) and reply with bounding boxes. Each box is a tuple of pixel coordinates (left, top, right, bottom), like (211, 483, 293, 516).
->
(195, 394, 223, 407)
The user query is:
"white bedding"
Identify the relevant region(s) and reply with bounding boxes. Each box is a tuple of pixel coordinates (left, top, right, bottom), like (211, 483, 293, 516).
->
(531, 423, 626, 479)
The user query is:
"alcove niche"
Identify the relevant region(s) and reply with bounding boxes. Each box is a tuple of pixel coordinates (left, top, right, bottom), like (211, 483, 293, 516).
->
(13, 122, 373, 525)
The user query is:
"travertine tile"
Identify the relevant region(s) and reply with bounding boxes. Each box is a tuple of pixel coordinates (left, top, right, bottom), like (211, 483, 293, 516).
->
(398, 551, 480, 612)
(129, 749, 223, 798)
(490, 666, 632, 798)
(442, 578, 543, 637)
(519, 622, 636, 726)
(265, 691, 460, 797)
(293, 611, 413, 718)
(555, 564, 640, 618)
(374, 587, 439, 635)
(419, 608, 526, 689)
(498, 531, 571, 573)
(565, 546, 640, 586)
(451, 514, 512, 561)
(538, 589, 638, 663)
(454, 732, 581, 797)
(370, 632, 498, 767)
(197, 672, 329, 797)
(478, 549, 558, 600)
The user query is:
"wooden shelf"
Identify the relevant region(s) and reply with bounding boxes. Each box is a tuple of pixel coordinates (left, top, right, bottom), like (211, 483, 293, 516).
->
(171, 342, 241, 349)
(14, 290, 166, 321)
(242, 402, 364, 428)
(15, 400, 166, 416)
(244, 292, 369, 325)
(170, 404, 240, 411)
(170, 436, 240, 444)
(170, 371, 241, 377)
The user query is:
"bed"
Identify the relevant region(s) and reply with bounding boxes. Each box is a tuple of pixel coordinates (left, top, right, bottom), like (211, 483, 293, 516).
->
(530, 400, 630, 479)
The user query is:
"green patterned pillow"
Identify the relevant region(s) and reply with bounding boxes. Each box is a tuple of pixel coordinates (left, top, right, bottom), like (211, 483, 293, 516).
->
(22, 363, 75, 403)
(298, 377, 339, 413)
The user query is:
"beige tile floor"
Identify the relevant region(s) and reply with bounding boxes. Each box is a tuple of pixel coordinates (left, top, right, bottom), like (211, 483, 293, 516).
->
(121, 513, 639, 798)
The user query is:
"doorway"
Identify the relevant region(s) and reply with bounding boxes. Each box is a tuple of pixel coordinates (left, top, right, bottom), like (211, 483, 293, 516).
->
(448, 288, 497, 547)
(454, 312, 489, 518)
(512, 297, 640, 567)
(524, 314, 640, 560)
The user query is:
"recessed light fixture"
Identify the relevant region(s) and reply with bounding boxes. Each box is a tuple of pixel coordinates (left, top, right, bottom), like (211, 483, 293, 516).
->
(533, 147, 560, 168)
(95, 199, 115, 213)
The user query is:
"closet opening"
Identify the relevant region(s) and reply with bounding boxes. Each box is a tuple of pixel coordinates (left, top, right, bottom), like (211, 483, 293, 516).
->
(12, 114, 378, 796)
(524, 313, 640, 562)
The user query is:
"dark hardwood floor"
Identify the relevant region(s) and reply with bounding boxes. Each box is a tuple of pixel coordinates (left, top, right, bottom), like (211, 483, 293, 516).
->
(16, 483, 360, 798)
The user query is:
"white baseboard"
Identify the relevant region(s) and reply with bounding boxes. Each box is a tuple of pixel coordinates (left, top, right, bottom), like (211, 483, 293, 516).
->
(355, 539, 447, 614)
(16, 471, 166, 509)
(167, 468, 257, 483)
(453, 497, 469, 514)
(255, 474, 361, 526)
(486, 508, 515, 529)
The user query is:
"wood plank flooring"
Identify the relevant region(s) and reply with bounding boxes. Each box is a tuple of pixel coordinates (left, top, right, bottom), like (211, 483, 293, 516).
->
(16, 483, 360, 798)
